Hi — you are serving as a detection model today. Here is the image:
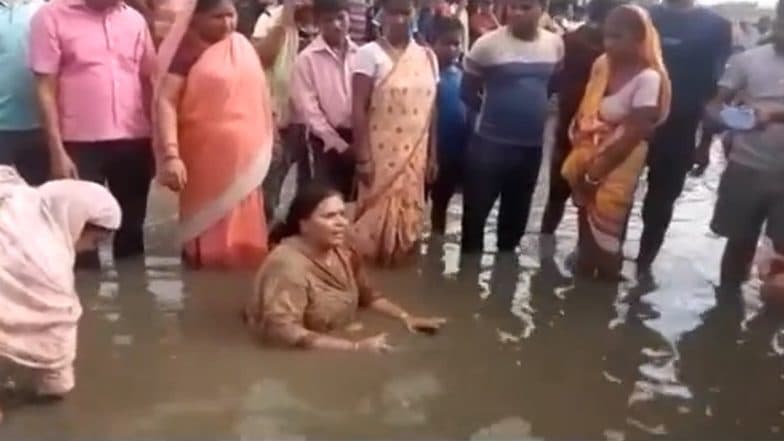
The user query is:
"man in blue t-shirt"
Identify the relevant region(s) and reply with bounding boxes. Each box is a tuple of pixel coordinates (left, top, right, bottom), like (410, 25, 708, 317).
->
(637, 0, 732, 272)
(460, 0, 563, 254)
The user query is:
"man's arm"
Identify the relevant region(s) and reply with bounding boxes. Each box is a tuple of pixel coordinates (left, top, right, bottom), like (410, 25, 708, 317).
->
(460, 43, 485, 112)
(251, 1, 294, 69)
(29, 7, 76, 179)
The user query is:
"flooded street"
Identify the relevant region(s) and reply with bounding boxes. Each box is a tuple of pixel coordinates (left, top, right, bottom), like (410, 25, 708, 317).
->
(2, 137, 783, 440)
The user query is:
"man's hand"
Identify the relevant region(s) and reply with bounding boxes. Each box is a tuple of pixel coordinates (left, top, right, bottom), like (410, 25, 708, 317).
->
(50, 150, 78, 180)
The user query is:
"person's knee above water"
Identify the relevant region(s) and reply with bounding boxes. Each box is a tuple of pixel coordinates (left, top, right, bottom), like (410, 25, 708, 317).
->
(561, 5, 671, 280)
(245, 184, 447, 352)
(0, 168, 120, 412)
(459, 0, 563, 254)
(706, 14, 784, 293)
(156, 0, 275, 269)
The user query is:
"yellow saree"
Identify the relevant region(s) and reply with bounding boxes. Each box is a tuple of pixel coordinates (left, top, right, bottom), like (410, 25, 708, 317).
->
(562, 6, 671, 260)
(351, 43, 437, 265)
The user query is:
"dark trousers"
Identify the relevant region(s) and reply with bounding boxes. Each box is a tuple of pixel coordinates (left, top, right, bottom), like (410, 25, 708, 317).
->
(461, 137, 543, 253)
(430, 153, 463, 233)
(309, 128, 355, 200)
(0, 129, 50, 186)
(65, 138, 153, 261)
(263, 125, 310, 220)
(638, 113, 700, 267)
(541, 116, 572, 235)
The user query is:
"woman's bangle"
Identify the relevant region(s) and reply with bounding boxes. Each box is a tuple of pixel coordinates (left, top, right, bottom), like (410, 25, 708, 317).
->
(584, 172, 601, 186)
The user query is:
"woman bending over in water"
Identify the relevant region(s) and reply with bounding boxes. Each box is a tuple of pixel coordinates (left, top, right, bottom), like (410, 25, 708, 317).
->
(0, 167, 121, 419)
(245, 184, 446, 352)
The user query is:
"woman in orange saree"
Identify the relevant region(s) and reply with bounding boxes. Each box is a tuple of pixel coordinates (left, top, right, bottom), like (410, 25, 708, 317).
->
(351, 0, 438, 266)
(156, 0, 274, 269)
(561, 5, 671, 280)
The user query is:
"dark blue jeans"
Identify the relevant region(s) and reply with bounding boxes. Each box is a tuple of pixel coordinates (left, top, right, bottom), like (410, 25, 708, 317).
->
(461, 137, 543, 253)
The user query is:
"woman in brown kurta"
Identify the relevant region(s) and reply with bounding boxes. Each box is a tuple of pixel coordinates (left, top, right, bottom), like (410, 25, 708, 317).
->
(245, 185, 446, 352)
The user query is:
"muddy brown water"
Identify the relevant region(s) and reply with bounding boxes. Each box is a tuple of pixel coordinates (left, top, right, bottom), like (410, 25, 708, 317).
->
(1, 137, 783, 440)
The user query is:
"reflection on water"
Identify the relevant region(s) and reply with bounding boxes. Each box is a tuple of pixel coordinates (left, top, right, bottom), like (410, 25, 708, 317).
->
(1, 142, 783, 440)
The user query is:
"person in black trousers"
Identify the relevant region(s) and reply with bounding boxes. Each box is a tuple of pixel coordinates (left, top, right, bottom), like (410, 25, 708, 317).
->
(459, 0, 563, 253)
(639, 0, 731, 272)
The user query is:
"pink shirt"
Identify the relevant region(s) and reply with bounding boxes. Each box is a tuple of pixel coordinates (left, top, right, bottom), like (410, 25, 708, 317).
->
(29, 0, 154, 142)
(291, 36, 357, 153)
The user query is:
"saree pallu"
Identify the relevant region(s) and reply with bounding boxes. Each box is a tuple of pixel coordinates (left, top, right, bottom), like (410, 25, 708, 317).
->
(177, 34, 274, 269)
(351, 43, 436, 265)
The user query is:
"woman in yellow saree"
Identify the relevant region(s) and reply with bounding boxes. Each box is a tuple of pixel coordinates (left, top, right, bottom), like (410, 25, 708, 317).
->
(562, 5, 671, 280)
(350, 0, 439, 265)
(155, 0, 274, 269)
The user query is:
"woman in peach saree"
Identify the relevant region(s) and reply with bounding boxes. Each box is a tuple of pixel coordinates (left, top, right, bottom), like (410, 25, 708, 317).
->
(351, 0, 438, 265)
(561, 5, 671, 280)
(156, 0, 274, 269)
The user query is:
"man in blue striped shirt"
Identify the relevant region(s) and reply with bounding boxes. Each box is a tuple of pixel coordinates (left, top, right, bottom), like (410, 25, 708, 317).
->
(460, 0, 563, 254)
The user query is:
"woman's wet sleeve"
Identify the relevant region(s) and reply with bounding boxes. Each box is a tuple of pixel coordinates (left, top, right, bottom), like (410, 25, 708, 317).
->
(257, 274, 317, 347)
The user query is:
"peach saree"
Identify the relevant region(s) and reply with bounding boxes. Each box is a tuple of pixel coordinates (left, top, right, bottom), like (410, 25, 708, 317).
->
(352, 43, 437, 265)
(157, 0, 274, 269)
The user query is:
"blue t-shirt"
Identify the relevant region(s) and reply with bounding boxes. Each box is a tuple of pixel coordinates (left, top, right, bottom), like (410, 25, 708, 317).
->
(0, 0, 43, 131)
(436, 64, 469, 157)
(648, 5, 732, 117)
(463, 27, 563, 147)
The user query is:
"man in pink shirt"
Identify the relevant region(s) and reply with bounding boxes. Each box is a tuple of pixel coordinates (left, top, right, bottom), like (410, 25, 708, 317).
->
(29, 0, 155, 264)
(292, 0, 357, 198)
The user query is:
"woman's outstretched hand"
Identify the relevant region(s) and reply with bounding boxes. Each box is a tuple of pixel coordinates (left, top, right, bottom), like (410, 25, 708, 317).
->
(356, 333, 393, 353)
(403, 316, 447, 335)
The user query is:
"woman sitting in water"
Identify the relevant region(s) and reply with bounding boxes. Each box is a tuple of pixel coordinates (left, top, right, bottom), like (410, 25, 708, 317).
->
(0, 167, 121, 418)
(245, 184, 446, 352)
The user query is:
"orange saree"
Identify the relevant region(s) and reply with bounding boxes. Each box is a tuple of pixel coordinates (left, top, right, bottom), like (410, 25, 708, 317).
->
(351, 43, 437, 265)
(175, 33, 274, 269)
(561, 6, 671, 268)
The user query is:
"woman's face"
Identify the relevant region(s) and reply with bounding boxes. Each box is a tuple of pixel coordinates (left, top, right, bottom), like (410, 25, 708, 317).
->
(74, 227, 113, 253)
(382, 0, 415, 39)
(300, 195, 349, 249)
(192, 0, 237, 43)
(603, 9, 643, 62)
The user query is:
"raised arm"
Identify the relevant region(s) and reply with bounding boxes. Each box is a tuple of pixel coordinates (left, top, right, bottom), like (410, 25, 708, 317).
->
(251, 0, 295, 69)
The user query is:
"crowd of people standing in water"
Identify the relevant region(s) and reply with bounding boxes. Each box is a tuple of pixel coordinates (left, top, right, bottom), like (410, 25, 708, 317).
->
(0, 0, 783, 420)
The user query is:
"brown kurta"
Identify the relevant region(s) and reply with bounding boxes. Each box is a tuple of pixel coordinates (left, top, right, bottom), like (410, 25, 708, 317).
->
(245, 237, 381, 347)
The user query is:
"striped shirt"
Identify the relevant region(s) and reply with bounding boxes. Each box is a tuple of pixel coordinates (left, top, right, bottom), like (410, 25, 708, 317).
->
(464, 27, 563, 146)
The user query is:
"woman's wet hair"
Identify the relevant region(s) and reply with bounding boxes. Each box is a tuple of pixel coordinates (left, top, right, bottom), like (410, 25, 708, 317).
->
(195, 0, 231, 13)
(269, 183, 343, 244)
(314, 0, 351, 16)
